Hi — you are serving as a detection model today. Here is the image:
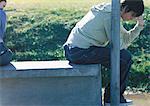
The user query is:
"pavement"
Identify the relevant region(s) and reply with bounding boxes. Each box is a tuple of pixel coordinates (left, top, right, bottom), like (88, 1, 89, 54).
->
(124, 93, 150, 106)
(102, 89, 150, 106)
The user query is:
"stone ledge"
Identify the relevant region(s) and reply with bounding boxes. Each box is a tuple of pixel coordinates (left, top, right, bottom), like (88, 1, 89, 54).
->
(0, 60, 101, 78)
(0, 60, 102, 106)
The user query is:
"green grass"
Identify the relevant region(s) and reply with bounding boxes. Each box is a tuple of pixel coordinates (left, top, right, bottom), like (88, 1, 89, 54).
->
(7, 0, 150, 10)
(7, 0, 109, 11)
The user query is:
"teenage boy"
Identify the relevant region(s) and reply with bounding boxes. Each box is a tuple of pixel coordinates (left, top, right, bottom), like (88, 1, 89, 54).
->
(64, 0, 144, 105)
(0, 0, 12, 66)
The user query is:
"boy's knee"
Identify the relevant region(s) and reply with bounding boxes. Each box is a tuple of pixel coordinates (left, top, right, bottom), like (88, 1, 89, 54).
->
(0, 49, 12, 66)
(121, 49, 132, 64)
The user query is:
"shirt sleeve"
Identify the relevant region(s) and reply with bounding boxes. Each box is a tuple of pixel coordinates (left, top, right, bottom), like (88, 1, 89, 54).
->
(0, 10, 7, 39)
(103, 16, 111, 41)
(120, 22, 144, 49)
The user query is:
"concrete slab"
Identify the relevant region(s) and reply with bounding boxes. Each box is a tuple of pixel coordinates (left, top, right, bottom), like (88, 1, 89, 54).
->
(0, 61, 102, 106)
(0, 61, 100, 78)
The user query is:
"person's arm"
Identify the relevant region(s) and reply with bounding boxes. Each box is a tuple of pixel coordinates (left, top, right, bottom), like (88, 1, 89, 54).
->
(103, 15, 111, 42)
(0, 10, 7, 40)
(0, 14, 3, 42)
(120, 16, 144, 49)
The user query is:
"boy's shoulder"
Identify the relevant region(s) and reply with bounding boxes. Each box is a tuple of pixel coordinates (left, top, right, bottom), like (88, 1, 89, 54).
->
(91, 3, 111, 13)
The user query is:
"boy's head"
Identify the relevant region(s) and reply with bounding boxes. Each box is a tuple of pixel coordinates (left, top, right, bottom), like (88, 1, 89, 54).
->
(121, 0, 144, 20)
(0, 0, 7, 9)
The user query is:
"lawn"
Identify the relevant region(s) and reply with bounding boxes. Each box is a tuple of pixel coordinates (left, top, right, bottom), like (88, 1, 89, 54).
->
(7, 0, 150, 10)
(8, 0, 110, 10)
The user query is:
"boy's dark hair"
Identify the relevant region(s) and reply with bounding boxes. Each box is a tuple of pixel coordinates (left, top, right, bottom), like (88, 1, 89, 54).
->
(0, 0, 6, 2)
(121, 0, 144, 17)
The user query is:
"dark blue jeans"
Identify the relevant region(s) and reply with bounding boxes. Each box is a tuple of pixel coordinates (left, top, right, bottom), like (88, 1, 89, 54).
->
(0, 42, 12, 66)
(64, 44, 133, 102)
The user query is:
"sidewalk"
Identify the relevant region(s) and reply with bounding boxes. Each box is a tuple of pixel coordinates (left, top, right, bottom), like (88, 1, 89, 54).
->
(124, 93, 150, 106)
(102, 89, 150, 106)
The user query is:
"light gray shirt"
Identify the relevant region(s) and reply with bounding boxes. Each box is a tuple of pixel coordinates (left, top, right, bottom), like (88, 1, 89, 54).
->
(64, 3, 144, 49)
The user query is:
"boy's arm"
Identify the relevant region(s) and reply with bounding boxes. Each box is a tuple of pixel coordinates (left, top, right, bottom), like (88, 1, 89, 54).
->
(120, 16, 144, 49)
(104, 16, 111, 43)
(0, 11, 7, 39)
(104, 16, 144, 49)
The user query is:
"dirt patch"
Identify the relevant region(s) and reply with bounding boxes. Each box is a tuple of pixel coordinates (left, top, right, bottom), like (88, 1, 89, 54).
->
(124, 93, 150, 106)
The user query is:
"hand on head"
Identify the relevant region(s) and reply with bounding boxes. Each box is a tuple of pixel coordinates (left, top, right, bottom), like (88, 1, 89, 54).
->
(136, 15, 145, 27)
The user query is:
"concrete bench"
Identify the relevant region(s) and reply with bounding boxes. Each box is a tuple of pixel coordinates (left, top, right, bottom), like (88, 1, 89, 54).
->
(0, 60, 102, 106)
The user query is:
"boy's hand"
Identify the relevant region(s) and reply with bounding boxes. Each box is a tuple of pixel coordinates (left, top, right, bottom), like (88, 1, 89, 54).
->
(136, 16, 145, 27)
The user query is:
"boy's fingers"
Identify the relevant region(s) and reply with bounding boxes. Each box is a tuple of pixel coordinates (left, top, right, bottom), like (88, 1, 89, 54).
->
(137, 15, 143, 20)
